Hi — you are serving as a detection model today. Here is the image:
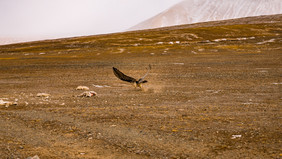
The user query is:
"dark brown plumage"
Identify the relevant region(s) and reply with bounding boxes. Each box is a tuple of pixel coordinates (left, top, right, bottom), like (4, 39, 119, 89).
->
(113, 65, 151, 88)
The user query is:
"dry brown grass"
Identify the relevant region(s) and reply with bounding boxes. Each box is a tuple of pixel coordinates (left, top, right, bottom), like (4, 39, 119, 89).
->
(0, 15, 281, 158)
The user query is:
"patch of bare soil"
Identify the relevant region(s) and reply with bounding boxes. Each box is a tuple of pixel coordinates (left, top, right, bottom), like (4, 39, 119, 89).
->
(0, 15, 281, 158)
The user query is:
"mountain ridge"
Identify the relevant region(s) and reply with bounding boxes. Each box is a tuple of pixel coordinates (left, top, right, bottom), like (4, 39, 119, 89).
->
(129, 0, 282, 31)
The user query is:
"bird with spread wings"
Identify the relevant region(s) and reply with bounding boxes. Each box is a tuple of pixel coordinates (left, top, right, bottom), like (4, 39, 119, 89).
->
(113, 65, 151, 89)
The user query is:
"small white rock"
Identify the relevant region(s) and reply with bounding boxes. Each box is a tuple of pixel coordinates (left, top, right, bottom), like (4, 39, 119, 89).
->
(0, 99, 17, 107)
(231, 135, 242, 139)
(76, 86, 89, 90)
(36, 93, 50, 97)
(26, 155, 40, 159)
(156, 42, 164, 45)
(93, 84, 110, 88)
(77, 91, 97, 97)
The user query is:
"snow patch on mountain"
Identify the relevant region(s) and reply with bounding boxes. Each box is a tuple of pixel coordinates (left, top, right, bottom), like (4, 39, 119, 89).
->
(129, 0, 282, 31)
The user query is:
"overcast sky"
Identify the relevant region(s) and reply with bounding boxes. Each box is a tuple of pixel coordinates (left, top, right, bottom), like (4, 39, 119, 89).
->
(0, 0, 183, 39)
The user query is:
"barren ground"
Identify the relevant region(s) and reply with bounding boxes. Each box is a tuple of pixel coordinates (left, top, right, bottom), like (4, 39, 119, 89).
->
(0, 15, 281, 158)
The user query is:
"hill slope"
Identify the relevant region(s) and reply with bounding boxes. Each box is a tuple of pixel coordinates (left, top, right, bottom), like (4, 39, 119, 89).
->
(130, 0, 282, 31)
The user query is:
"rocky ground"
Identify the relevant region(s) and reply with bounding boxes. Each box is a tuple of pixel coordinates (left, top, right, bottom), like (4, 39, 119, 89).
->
(0, 15, 281, 158)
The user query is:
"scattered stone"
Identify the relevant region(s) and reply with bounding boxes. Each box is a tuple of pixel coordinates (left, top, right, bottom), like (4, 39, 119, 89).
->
(26, 155, 40, 159)
(256, 38, 275, 45)
(191, 51, 197, 54)
(77, 91, 97, 97)
(0, 99, 18, 107)
(231, 135, 242, 139)
(213, 38, 227, 42)
(93, 84, 110, 88)
(237, 37, 247, 40)
(76, 86, 89, 90)
(156, 42, 164, 45)
(36, 93, 50, 98)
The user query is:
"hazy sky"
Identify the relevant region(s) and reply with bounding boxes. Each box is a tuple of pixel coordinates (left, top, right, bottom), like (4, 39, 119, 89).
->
(0, 0, 183, 39)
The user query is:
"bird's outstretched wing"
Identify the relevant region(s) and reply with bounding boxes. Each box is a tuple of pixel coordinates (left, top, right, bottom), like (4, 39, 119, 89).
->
(137, 64, 151, 83)
(113, 67, 136, 83)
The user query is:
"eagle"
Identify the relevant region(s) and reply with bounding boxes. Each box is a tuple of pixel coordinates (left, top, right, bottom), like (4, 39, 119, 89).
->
(113, 65, 151, 89)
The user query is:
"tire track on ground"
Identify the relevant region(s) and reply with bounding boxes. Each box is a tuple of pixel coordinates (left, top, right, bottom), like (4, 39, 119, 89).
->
(1, 109, 206, 158)
(0, 110, 144, 158)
